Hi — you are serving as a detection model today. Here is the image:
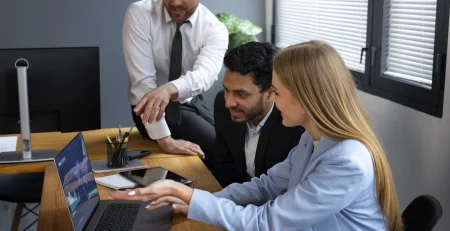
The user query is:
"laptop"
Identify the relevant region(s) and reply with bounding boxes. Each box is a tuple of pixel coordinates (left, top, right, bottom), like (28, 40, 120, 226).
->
(54, 132, 172, 231)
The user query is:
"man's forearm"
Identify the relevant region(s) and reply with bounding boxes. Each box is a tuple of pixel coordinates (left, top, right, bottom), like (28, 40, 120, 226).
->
(156, 135, 173, 148)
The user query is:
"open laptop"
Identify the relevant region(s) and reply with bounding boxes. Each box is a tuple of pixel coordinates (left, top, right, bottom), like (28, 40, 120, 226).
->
(54, 132, 172, 231)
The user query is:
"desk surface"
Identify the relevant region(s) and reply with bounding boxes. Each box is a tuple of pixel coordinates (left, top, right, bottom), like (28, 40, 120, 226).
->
(0, 128, 182, 174)
(38, 156, 225, 231)
(0, 129, 225, 231)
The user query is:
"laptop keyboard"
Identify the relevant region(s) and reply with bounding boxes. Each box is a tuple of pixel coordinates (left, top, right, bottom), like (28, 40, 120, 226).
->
(94, 203, 141, 231)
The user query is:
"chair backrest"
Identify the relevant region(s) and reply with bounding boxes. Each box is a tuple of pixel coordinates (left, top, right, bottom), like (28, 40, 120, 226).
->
(402, 194, 443, 231)
(0, 173, 44, 203)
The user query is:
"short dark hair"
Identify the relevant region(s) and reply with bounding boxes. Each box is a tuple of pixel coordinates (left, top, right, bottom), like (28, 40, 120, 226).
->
(223, 42, 274, 92)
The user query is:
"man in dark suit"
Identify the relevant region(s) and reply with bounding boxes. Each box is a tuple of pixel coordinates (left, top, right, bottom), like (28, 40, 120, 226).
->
(212, 42, 304, 187)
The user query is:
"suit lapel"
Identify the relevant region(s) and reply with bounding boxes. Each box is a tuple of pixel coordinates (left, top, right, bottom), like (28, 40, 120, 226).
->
(232, 122, 247, 174)
(254, 107, 280, 176)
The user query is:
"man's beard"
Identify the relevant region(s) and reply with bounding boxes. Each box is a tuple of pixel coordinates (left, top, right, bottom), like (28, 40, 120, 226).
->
(230, 96, 265, 123)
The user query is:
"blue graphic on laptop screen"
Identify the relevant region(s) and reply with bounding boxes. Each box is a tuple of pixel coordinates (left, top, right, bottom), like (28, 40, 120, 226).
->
(55, 134, 99, 231)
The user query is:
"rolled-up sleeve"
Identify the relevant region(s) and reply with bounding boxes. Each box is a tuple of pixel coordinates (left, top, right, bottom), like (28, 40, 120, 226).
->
(141, 114, 171, 139)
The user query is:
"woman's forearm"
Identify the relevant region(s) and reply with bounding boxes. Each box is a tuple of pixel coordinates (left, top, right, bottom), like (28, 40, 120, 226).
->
(168, 180, 194, 204)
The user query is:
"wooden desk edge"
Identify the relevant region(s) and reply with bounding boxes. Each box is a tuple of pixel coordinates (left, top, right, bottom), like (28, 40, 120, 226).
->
(37, 163, 73, 231)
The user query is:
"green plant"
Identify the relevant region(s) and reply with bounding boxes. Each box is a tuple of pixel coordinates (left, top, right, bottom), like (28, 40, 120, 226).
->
(216, 13, 262, 50)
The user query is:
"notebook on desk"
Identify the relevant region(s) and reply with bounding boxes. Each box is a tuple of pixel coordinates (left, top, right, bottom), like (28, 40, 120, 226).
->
(95, 174, 137, 190)
(54, 132, 172, 231)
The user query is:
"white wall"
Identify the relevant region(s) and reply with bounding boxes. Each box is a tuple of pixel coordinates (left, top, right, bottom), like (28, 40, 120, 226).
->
(199, 0, 267, 109)
(358, 23, 450, 231)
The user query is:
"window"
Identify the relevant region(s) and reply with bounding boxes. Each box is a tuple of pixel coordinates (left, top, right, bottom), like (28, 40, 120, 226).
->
(381, 0, 436, 89)
(274, 0, 449, 117)
(275, 0, 369, 73)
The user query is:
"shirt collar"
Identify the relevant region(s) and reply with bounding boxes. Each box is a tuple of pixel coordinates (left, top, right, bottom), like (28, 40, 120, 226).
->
(246, 103, 274, 133)
(164, 7, 171, 23)
(302, 131, 339, 155)
(163, 5, 199, 25)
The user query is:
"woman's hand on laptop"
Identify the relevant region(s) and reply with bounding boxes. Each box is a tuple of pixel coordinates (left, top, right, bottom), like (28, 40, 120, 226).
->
(145, 196, 188, 215)
(108, 179, 194, 214)
(109, 180, 176, 201)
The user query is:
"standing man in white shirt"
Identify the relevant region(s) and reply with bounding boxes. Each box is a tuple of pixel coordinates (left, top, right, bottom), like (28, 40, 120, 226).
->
(123, 0, 228, 164)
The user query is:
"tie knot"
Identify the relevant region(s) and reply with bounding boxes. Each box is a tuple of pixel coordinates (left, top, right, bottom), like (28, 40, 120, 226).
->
(176, 21, 189, 30)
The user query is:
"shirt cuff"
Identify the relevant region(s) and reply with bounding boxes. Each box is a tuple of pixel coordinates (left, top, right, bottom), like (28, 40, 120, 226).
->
(170, 78, 190, 101)
(187, 189, 211, 221)
(142, 117, 171, 140)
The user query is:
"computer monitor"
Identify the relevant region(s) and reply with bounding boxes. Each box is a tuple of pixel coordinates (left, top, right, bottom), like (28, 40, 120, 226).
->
(0, 47, 101, 134)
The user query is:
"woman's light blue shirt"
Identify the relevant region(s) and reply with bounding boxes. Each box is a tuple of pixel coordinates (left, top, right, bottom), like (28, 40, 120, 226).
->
(188, 132, 387, 230)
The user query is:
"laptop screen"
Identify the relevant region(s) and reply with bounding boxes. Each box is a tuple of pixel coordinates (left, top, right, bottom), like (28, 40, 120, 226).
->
(54, 133, 100, 231)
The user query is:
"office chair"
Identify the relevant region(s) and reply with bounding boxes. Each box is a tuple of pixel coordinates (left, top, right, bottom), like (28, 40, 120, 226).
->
(0, 173, 44, 231)
(402, 194, 443, 231)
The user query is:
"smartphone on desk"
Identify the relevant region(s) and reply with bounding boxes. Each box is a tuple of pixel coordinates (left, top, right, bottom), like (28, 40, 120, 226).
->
(120, 167, 193, 186)
(127, 150, 151, 160)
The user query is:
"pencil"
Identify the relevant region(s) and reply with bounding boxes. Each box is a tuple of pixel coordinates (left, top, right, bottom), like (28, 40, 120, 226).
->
(119, 124, 122, 141)
(106, 135, 115, 149)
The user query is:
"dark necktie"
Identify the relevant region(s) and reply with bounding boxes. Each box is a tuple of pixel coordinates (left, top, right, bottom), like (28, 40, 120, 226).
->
(166, 22, 187, 125)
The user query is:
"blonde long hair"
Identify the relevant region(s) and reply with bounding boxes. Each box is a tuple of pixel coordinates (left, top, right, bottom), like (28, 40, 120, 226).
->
(273, 40, 403, 231)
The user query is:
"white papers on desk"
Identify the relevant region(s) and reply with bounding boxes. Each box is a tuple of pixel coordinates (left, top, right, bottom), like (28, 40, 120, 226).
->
(95, 174, 137, 190)
(0, 136, 18, 153)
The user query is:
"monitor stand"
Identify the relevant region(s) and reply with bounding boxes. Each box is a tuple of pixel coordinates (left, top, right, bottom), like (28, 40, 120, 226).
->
(0, 149, 58, 163)
(0, 59, 57, 163)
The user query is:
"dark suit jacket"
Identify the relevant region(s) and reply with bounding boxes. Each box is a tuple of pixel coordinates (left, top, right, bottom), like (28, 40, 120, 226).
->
(212, 91, 305, 187)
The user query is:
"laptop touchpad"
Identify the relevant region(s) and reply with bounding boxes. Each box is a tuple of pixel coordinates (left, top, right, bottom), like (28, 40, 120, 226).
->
(133, 201, 173, 231)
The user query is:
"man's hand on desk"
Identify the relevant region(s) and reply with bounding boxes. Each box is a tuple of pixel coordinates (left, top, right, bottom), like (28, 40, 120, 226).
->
(157, 136, 205, 159)
(134, 82, 179, 123)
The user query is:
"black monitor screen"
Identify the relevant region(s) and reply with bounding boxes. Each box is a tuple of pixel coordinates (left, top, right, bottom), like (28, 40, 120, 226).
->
(0, 47, 100, 134)
(55, 133, 99, 231)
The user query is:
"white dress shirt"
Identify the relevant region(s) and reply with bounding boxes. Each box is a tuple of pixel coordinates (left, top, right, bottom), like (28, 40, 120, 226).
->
(123, 0, 228, 139)
(313, 140, 319, 147)
(244, 103, 274, 177)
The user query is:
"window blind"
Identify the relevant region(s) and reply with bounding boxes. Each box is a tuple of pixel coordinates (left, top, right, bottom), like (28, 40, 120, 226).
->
(275, 0, 369, 72)
(382, 0, 437, 89)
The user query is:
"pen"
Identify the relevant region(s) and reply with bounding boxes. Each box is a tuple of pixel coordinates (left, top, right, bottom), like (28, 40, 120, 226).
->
(110, 127, 134, 167)
(110, 148, 122, 167)
(113, 131, 131, 163)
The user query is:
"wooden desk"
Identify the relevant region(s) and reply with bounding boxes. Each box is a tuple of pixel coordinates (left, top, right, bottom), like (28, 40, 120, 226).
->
(0, 128, 183, 174)
(0, 129, 225, 230)
(38, 156, 225, 231)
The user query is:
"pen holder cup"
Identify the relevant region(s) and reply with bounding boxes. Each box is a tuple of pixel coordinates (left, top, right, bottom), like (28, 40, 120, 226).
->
(106, 138, 129, 168)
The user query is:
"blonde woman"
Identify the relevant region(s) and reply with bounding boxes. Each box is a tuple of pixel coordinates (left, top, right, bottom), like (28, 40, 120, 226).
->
(110, 41, 404, 231)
